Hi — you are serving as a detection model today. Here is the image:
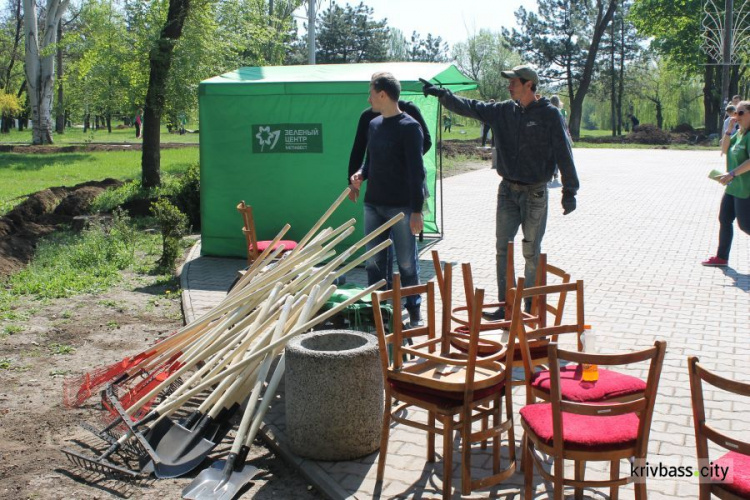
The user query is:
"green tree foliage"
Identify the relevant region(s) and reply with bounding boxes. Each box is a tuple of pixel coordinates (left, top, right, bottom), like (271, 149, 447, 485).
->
(452, 29, 521, 101)
(386, 28, 448, 62)
(0, 92, 21, 132)
(0, 0, 24, 95)
(629, 0, 735, 132)
(315, 1, 389, 63)
(504, 0, 618, 139)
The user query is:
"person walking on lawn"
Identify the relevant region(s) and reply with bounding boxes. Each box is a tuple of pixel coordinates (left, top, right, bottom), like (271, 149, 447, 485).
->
(421, 65, 579, 320)
(350, 72, 426, 327)
(702, 100, 750, 267)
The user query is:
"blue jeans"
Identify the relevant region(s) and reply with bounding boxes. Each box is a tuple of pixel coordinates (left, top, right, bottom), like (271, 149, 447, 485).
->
(495, 180, 548, 302)
(364, 204, 421, 318)
(717, 192, 750, 259)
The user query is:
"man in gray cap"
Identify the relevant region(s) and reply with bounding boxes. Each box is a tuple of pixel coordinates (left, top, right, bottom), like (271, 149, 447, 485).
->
(421, 65, 579, 320)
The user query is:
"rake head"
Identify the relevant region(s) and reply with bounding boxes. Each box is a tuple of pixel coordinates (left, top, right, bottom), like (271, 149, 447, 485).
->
(61, 446, 140, 478)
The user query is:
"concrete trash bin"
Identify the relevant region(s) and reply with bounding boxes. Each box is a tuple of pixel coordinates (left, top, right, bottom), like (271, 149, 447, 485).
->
(285, 329, 383, 461)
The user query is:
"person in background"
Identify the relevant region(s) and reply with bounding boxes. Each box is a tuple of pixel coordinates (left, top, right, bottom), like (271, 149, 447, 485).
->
(443, 114, 452, 133)
(350, 72, 426, 327)
(135, 108, 143, 139)
(702, 100, 750, 267)
(421, 65, 579, 320)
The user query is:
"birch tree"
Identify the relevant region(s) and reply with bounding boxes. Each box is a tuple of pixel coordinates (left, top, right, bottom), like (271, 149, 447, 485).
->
(23, 0, 70, 144)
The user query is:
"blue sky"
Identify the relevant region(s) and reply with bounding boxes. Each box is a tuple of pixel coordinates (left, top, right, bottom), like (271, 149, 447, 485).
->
(296, 0, 537, 48)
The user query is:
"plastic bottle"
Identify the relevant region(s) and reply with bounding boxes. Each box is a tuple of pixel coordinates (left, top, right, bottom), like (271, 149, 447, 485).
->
(581, 325, 599, 382)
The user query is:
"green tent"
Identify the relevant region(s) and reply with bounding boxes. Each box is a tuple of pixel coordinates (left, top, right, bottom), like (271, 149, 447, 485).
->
(198, 62, 476, 258)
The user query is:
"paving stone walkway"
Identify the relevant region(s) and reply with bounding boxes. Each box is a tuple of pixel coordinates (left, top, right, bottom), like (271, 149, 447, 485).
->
(181, 149, 750, 499)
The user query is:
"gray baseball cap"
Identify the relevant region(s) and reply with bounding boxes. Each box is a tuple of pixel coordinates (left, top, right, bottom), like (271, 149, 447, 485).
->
(501, 65, 539, 85)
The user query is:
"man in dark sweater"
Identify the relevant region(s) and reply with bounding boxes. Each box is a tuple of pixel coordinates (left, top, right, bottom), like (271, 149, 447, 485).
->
(422, 65, 579, 320)
(351, 72, 425, 326)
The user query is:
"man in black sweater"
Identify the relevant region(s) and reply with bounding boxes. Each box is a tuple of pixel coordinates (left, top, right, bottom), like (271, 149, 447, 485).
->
(422, 65, 579, 320)
(351, 72, 425, 326)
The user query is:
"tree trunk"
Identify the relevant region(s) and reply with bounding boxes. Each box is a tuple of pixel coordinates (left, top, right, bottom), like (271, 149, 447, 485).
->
(84, 112, 90, 132)
(567, 0, 618, 140)
(655, 100, 663, 129)
(106, 113, 112, 133)
(23, 0, 69, 145)
(610, 20, 616, 136)
(55, 21, 65, 134)
(703, 63, 720, 134)
(616, 9, 625, 136)
(2, 0, 23, 92)
(141, 0, 191, 188)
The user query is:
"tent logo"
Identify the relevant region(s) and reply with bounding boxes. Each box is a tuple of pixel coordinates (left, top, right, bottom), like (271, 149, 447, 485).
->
(255, 126, 281, 151)
(252, 123, 324, 154)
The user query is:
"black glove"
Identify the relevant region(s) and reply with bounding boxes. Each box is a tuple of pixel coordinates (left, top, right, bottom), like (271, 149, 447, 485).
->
(562, 192, 576, 215)
(419, 78, 446, 99)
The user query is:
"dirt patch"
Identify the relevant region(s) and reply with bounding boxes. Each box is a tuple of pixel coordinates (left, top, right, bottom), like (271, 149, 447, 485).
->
(0, 179, 123, 277)
(0, 270, 321, 499)
(0, 142, 197, 154)
(440, 139, 493, 161)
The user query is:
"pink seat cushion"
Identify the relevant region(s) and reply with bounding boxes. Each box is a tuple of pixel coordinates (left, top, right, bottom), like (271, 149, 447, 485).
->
(520, 403, 639, 451)
(531, 364, 646, 402)
(254, 240, 298, 253)
(714, 451, 750, 497)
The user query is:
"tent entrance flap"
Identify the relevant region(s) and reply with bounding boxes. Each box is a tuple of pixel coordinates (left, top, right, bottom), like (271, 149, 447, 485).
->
(199, 62, 477, 258)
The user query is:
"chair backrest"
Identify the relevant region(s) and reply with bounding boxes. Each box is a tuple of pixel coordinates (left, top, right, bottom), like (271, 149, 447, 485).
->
(547, 341, 666, 458)
(534, 253, 572, 328)
(371, 273, 438, 373)
(689, 356, 750, 471)
(237, 201, 260, 262)
(509, 276, 585, 384)
(431, 242, 515, 306)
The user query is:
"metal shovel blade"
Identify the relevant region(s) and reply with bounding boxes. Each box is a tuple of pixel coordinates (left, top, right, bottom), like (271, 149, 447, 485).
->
(182, 461, 259, 500)
(145, 419, 218, 479)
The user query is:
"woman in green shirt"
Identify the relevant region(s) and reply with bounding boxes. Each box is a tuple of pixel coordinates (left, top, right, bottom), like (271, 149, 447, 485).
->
(702, 100, 750, 266)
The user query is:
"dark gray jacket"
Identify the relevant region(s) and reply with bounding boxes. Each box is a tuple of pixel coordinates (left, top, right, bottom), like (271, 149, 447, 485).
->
(439, 92, 579, 195)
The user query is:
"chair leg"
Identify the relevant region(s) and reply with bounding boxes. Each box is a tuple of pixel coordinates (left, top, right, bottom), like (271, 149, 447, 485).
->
(376, 394, 393, 481)
(505, 390, 516, 466)
(634, 479, 647, 500)
(523, 432, 534, 500)
(492, 394, 500, 473)
(481, 414, 488, 449)
(461, 407, 472, 495)
(574, 460, 585, 500)
(442, 416, 453, 500)
(610, 459, 620, 500)
(427, 411, 436, 462)
(553, 455, 564, 500)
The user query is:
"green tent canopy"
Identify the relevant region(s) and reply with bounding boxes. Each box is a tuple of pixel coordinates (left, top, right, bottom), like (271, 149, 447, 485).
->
(198, 62, 477, 258)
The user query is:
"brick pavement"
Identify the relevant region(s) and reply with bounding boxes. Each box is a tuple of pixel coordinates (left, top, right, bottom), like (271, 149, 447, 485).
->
(181, 149, 750, 499)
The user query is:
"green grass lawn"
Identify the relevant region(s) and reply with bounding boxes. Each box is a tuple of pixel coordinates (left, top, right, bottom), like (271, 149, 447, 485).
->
(440, 123, 482, 141)
(0, 125, 199, 145)
(0, 148, 198, 213)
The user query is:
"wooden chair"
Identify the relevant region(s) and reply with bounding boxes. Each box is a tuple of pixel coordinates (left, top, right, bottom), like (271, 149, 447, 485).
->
(236, 201, 298, 263)
(689, 356, 750, 499)
(511, 277, 648, 407)
(432, 253, 570, 379)
(521, 341, 667, 500)
(372, 268, 516, 499)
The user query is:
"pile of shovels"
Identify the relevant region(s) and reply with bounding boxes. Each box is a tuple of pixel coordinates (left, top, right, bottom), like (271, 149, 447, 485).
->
(61, 188, 400, 499)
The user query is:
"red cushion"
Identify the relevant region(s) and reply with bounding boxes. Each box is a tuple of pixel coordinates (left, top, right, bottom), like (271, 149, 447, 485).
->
(713, 451, 750, 497)
(255, 240, 298, 253)
(388, 378, 504, 410)
(520, 403, 639, 451)
(531, 365, 646, 402)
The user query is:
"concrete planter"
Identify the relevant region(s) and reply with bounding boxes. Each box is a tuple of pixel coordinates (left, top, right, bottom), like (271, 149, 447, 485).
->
(285, 330, 383, 461)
